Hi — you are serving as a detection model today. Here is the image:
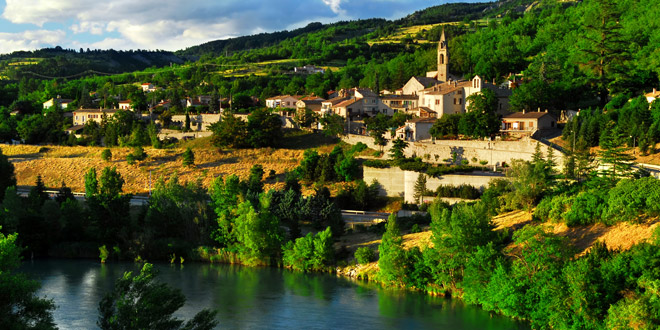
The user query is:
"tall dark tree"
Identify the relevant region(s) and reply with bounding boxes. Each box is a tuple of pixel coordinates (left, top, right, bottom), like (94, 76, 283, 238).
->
(598, 129, 635, 180)
(579, 0, 628, 106)
(209, 111, 247, 148)
(459, 89, 500, 138)
(0, 148, 16, 201)
(247, 108, 283, 148)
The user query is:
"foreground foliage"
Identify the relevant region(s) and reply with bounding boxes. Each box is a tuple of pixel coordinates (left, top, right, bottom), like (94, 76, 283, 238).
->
(0, 229, 56, 330)
(98, 263, 218, 330)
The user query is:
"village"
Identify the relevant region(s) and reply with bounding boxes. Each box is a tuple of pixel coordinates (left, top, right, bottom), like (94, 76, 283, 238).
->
(39, 30, 565, 174)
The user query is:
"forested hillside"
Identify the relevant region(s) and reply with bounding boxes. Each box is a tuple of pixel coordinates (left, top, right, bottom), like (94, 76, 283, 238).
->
(0, 47, 184, 81)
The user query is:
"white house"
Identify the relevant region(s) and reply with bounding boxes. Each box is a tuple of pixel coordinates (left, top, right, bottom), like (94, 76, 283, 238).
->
(43, 97, 73, 110)
(118, 100, 133, 111)
(395, 117, 437, 142)
(265, 95, 301, 109)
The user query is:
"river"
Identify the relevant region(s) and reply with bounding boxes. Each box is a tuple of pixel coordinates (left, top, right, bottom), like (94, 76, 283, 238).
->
(20, 259, 529, 330)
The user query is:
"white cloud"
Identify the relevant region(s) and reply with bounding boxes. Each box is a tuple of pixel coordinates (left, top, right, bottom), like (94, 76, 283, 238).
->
(0, 30, 66, 53)
(70, 22, 105, 35)
(2, 0, 93, 26)
(0, 0, 441, 52)
(322, 0, 344, 15)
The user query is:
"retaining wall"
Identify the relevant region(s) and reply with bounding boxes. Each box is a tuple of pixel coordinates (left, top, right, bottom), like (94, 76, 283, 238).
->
(363, 166, 505, 203)
(344, 134, 564, 170)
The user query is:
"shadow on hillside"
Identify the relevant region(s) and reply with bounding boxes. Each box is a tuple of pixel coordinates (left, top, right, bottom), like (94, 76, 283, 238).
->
(279, 131, 338, 150)
(561, 225, 610, 255)
(197, 157, 238, 169)
(7, 153, 41, 159)
(59, 153, 88, 158)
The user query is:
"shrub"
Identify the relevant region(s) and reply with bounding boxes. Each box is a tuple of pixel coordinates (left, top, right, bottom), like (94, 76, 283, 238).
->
(349, 142, 367, 155)
(354, 246, 376, 264)
(101, 149, 112, 162)
(363, 159, 390, 168)
(126, 154, 135, 165)
(182, 147, 194, 167)
(132, 146, 147, 161)
(564, 190, 607, 226)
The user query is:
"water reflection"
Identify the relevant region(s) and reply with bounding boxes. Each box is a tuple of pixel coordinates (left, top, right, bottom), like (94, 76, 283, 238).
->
(20, 259, 529, 330)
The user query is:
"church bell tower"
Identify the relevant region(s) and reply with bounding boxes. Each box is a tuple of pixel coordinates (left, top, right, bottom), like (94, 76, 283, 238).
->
(437, 28, 448, 82)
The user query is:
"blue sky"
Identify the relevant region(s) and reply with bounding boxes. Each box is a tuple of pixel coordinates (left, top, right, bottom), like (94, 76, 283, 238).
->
(0, 0, 478, 54)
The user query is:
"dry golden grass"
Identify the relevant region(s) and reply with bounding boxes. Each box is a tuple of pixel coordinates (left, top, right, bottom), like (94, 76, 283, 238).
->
(2, 143, 308, 194)
(492, 209, 660, 256)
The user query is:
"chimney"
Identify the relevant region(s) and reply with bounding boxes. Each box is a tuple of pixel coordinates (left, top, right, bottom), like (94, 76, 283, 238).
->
(545, 109, 548, 113)
(538, 107, 541, 112)
(654, 88, 657, 94)
(522, 109, 526, 114)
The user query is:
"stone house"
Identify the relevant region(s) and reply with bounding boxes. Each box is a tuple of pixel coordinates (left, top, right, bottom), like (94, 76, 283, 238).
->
(72, 109, 118, 126)
(401, 76, 440, 95)
(395, 117, 437, 142)
(265, 95, 301, 109)
(380, 94, 419, 113)
(501, 110, 557, 136)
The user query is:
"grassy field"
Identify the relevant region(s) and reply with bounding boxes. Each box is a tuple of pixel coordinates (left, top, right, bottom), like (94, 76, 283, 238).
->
(1, 131, 340, 195)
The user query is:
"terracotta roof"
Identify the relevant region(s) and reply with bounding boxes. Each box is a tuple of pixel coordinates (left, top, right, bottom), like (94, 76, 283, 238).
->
(417, 107, 436, 114)
(381, 94, 418, 100)
(334, 98, 360, 108)
(503, 111, 553, 119)
(301, 95, 324, 101)
(408, 117, 437, 124)
(645, 90, 660, 98)
(421, 80, 471, 95)
(299, 99, 324, 105)
(323, 96, 351, 105)
(353, 88, 377, 98)
(118, 100, 131, 103)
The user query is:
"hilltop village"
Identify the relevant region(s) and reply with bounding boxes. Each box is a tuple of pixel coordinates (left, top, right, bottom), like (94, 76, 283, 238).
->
(4, 0, 660, 329)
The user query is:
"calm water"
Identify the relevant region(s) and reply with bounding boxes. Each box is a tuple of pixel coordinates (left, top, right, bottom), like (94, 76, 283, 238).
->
(20, 259, 529, 330)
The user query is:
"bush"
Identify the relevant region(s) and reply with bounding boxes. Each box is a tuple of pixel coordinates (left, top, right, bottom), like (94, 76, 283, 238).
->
(354, 246, 376, 264)
(101, 149, 112, 162)
(182, 147, 194, 167)
(349, 142, 367, 155)
(603, 177, 660, 224)
(132, 146, 147, 161)
(435, 184, 482, 199)
(126, 154, 135, 165)
(363, 159, 390, 168)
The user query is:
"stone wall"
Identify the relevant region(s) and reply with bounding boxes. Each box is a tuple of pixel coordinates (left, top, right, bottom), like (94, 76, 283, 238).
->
(344, 134, 564, 170)
(363, 166, 505, 203)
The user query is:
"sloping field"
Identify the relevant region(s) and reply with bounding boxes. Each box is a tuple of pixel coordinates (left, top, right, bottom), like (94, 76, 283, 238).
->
(2, 143, 317, 195)
(492, 210, 660, 255)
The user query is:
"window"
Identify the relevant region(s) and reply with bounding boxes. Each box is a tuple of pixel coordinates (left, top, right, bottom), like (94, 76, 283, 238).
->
(459, 99, 462, 105)
(529, 122, 534, 128)
(435, 100, 440, 105)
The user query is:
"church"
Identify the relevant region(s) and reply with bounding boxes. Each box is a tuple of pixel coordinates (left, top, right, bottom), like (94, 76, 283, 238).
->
(398, 29, 511, 118)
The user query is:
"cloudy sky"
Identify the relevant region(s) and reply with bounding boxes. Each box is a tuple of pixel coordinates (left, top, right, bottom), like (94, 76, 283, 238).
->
(0, 0, 477, 54)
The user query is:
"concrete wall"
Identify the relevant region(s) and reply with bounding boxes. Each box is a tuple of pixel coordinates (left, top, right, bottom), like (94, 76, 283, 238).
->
(364, 166, 505, 203)
(344, 134, 564, 170)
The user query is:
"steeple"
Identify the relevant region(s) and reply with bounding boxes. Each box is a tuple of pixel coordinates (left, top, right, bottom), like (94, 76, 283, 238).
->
(437, 27, 448, 82)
